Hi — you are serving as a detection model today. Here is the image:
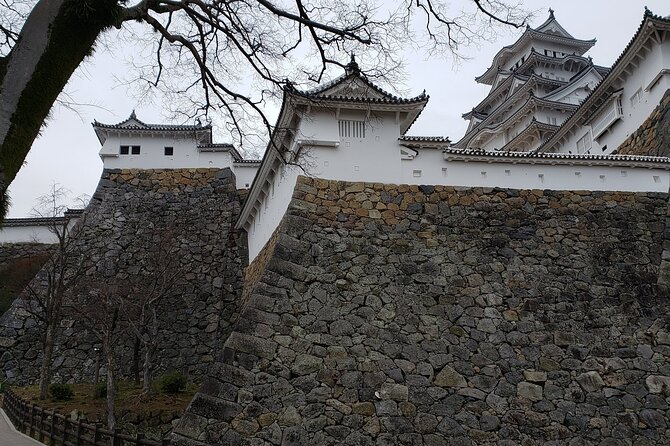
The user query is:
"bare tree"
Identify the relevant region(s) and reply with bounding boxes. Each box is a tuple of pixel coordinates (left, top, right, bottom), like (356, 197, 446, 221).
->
(77, 280, 123, 430)
(0, 0, 530, 219)
(122, 226, 182, 395)
(22, 183, 87, 400)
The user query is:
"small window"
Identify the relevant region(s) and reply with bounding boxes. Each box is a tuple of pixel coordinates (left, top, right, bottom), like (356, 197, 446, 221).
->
(120, 145, 129, 155)
(164, 146, 174, 156)
(131, 145, 141, 155)
(413, 169, 422, 178)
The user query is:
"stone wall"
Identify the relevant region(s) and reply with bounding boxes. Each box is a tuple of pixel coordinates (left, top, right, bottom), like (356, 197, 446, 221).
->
(0, 168, 245, 384)
(173, 176, 670, 445)
(0, 243, 55, 271)
(0, 243, 55, 316)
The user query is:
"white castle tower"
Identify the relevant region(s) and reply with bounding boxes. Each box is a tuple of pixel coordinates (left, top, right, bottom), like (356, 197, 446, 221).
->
(454, 10, 608, 152)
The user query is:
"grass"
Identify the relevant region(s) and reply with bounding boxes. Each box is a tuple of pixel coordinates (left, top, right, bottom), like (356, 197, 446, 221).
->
(12, 380, 198, 428)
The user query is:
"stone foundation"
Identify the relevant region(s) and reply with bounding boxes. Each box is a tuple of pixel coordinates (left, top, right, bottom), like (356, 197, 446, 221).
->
(173, 177, 670, 445)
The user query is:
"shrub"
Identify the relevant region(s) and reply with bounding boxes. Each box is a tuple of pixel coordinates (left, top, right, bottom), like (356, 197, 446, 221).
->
(49, 383, 73, 401)
(158, 371, 186, 394)
(94, 382, 107, 399)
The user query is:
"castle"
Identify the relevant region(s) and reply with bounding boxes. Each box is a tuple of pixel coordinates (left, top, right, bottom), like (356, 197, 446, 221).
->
(1, 8, 670, 446)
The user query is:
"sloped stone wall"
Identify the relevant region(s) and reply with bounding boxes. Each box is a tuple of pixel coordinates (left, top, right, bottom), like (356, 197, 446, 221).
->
(0, 168, 245, 384)
(173, 177, 670, 445)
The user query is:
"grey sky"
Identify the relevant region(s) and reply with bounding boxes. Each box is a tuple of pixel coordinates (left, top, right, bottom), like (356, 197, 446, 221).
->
(6, 0, 667, 217)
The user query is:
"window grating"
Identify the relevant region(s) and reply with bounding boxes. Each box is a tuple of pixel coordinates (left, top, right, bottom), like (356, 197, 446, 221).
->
(339, 120, 366, 139)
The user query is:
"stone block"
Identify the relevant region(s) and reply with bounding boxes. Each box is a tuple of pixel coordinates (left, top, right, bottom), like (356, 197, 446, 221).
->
(576, 371, 605, 392)
(645, 375, 670, 394)
(226, 332, 277, 359)
(291, 354, 323, 375)
(434, 365, 467, 388)
(517, 382, 543, 401)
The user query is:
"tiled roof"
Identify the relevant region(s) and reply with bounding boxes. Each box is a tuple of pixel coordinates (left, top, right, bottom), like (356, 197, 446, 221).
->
(399, 136, 451, 143)
(3, 208, 84, 227)
(499, 120, 559, 152)
(443, 148, 670, 166)
(197, 143, 243, 161)
(93, 111, 210, 131)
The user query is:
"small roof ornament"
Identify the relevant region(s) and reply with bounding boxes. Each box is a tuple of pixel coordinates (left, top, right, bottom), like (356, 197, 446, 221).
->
(130, 109, 137, 119)
(345, 53, 360, 76)
(548, 8, 555, 18)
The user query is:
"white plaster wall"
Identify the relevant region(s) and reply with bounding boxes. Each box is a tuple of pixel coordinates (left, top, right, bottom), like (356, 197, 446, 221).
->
(233, 165, 260, 189)
(401, 157, 670, 192)
(300, 110, 403, 183)
(0, 225, 59, 244)
(246, 163, 300, 260)
(0, 217, 80, 244)
(100, 133, 234, 169)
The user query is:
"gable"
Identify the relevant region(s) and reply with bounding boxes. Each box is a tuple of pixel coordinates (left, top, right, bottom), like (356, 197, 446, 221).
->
(317, 76, 387, 100)
(544, 68, 603, 104)
(117, 118, 146, 128)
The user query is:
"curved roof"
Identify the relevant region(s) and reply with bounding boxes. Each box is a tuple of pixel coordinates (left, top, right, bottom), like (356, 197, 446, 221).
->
(476, 11, 596, 85)
(92, 111, 212, 145)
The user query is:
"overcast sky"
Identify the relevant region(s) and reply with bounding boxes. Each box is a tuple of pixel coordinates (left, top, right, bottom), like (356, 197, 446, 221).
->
(5, 0, 668, 217)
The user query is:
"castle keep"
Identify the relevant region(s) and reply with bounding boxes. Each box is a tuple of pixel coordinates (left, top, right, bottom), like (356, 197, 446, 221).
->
(1, 8, 670, 446)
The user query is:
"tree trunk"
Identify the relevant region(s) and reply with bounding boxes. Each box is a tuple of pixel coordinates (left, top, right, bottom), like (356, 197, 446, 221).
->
(142, 345, 153, 395)
(0, 0, 119, 217)
(104, 337, 116, 430)
(37, 322, 56, 400)
(142, 311, 159, 395)
(132, 336, 141, 386)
